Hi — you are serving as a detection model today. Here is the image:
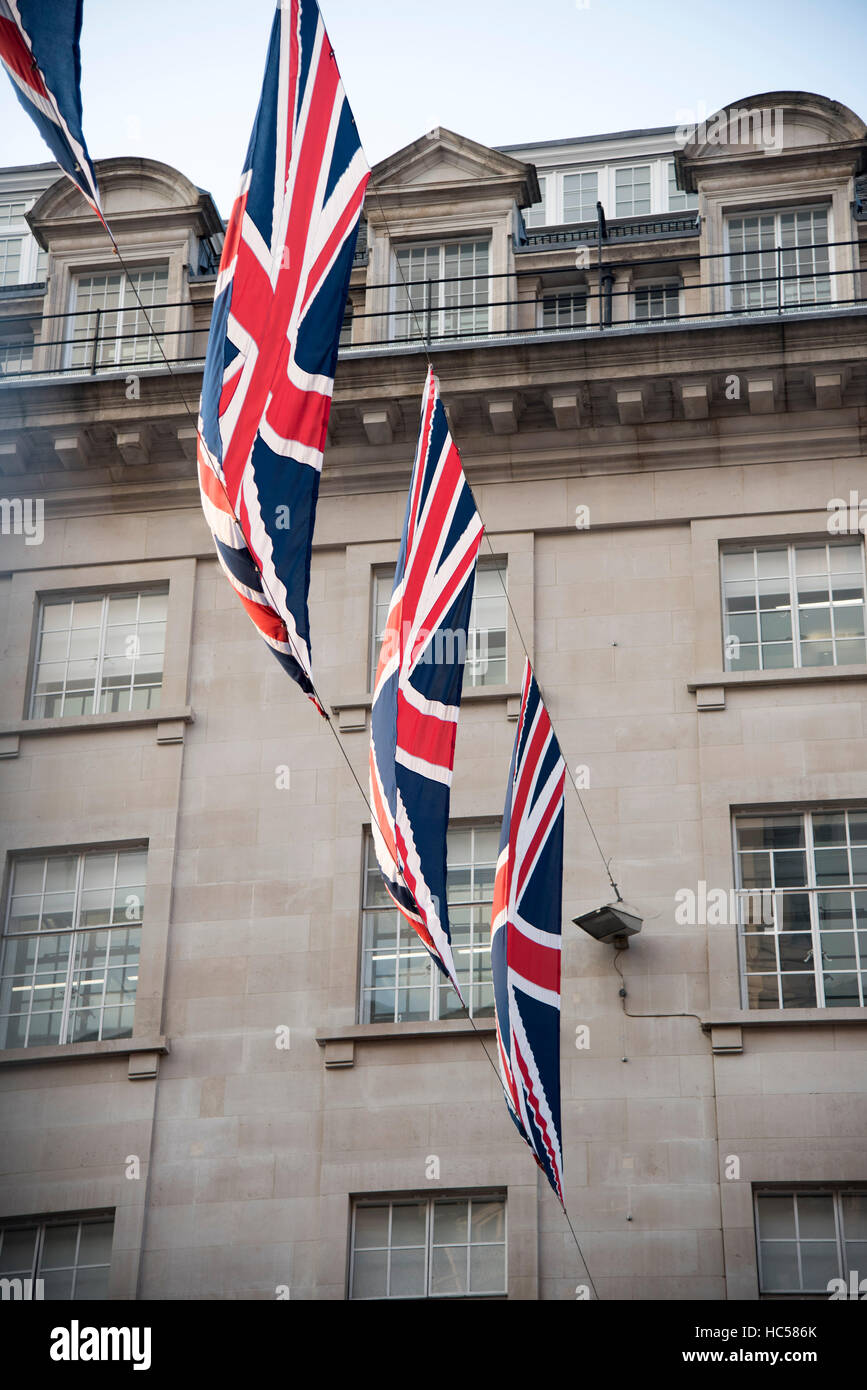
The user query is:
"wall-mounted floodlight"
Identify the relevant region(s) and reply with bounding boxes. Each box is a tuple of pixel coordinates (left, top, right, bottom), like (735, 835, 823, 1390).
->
(572, 903, 643, 948)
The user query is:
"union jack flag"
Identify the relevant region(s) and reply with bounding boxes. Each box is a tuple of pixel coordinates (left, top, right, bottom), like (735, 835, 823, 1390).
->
(369, 369, 484, 994)
(197, 0, 369, 712)
(491, 658, 566, 1203)
(0, 0, 102, 218)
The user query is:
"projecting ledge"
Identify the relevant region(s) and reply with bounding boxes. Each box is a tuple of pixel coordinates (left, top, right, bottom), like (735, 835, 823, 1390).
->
(702, 1008, 867, 1035)
(689, 665, 867, 710)
(0, 706, 195, 748)
(316, 1019, 496, 1068)
(0, 1036, 170, 1074)
(330, 687, 522, 725)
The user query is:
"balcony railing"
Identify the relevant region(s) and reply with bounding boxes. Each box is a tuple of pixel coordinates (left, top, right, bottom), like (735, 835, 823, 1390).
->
(0, 237, 863, 382)
(523, 211, 701, 246)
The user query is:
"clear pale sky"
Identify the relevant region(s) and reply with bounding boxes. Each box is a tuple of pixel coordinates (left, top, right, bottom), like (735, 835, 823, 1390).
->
(1, 0, 865, 217)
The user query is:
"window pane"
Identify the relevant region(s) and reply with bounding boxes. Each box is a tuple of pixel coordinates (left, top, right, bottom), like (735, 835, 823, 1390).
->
(391, 1204, 425, 1248)
(73, 1264, 110, 1299)
(471, 1200, 505, 1243)
(77, 1219, 114, 1265)
(800, 1242, 839, 1290)
(469, 1242, 505, 1293)
(389, 1247, 425, 1297)
(41, 1224, 78, 1268)
(352, 1248, 387, 1298)
(797, 1194, 835, 1238)
(842, 1193, 867, 1239)
(430, 1245, 467, 1295)
(433, 1200, 468, 1245)
(0, 1226, 38, 1273)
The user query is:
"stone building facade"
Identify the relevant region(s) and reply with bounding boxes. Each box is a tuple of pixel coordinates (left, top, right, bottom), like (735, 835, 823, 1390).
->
(0, 89, 865, 1300)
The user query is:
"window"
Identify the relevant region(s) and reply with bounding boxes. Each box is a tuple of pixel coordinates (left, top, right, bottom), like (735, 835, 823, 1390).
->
(727, 208, 831, 312)
(667, 162, 698, 212)
(67, 265, 168, 369)
(393, 240, 489, 341)
(0, 847, 146, 1048)
(0, 341, 33, 377)
(563, 171, 598, 223)
(360, 824, 498, 1023)
(614, 165, 651, 216)
(540, 288, 587, 330)
(339, 307, 353, 347)
(722, 542, 866, 672)
(0, 199, 44, 284)
(0, 200, 28, 226)
(523, 175, 547, 229)
(755, 1190, 867, 1295)
(370, 560, 506, 690)
(350, 1196, 506, 1299)
(735, 809, 867, 1009)
(0, 1215, 114, 1299)
(634, 283, 680, 322)
(29, 589, 168, 718)
(0, 236, 23, 287)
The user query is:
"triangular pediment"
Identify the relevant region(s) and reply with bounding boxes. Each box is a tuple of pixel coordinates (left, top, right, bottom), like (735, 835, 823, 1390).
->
(373, 127, 538, 202)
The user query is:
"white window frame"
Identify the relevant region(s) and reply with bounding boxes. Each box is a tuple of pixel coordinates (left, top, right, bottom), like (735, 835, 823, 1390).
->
(733, 808, 867, 1010)
(754, 1189, 867, 1295)
(666, 161, 698, 212)
(64, 263, 170, 370)
(0, 1213, 115, 1300)
(0, 198, 45, 286)
(613, 163, 652, 218)
(390, 239, 491, 343)
(349, 1194, 507, 1300)
(561, 170, 599, 225)
(359, 823, 499, 1025)
(0, 847, 146, 1049)
(535, 285, 589, 330)
(633, 281, 681, 323)
(721, 540, 867, 673)
(723, 204, 834, 314)
(28, 587, 169, 720)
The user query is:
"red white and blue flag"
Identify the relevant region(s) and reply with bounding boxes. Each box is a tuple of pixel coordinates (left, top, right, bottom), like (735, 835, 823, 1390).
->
(491, 659, 566, 1203)
(197, 0, 369, 711)
(369, 369, 484, 993)
(0, 0, 102, 219)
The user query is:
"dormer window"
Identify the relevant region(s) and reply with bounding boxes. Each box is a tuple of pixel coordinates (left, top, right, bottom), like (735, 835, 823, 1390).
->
(0, 198, 45, 286)
(67, 264, 168, 370)
(614, 165, 651, 217)
(667, 162, 698, 212)
(563, 171, 598, 223)
(726, 207, 831, 312)
(392, 239, 489, 342)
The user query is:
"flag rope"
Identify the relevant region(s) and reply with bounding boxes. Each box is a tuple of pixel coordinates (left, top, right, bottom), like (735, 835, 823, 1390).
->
(368, 179, 607, 1295)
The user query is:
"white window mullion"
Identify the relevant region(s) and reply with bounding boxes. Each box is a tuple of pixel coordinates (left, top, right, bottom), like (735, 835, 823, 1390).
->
(63, 854, 87, 1045)
(788, 543, 802, 669)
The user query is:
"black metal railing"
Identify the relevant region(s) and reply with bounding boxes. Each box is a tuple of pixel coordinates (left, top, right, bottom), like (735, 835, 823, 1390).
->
(0, 236, 863, 382)
(523, 211, 701, 246)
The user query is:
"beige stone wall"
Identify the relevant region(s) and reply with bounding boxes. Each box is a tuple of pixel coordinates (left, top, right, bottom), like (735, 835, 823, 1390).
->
(3, 414, 865, 1298)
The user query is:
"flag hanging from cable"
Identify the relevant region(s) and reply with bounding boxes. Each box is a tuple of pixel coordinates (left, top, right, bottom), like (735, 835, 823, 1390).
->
(0, 0, 102, 219)
(197, 0, 369, 713)
(491, 658, 566, 1203)
(369, 368, 484, 994)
